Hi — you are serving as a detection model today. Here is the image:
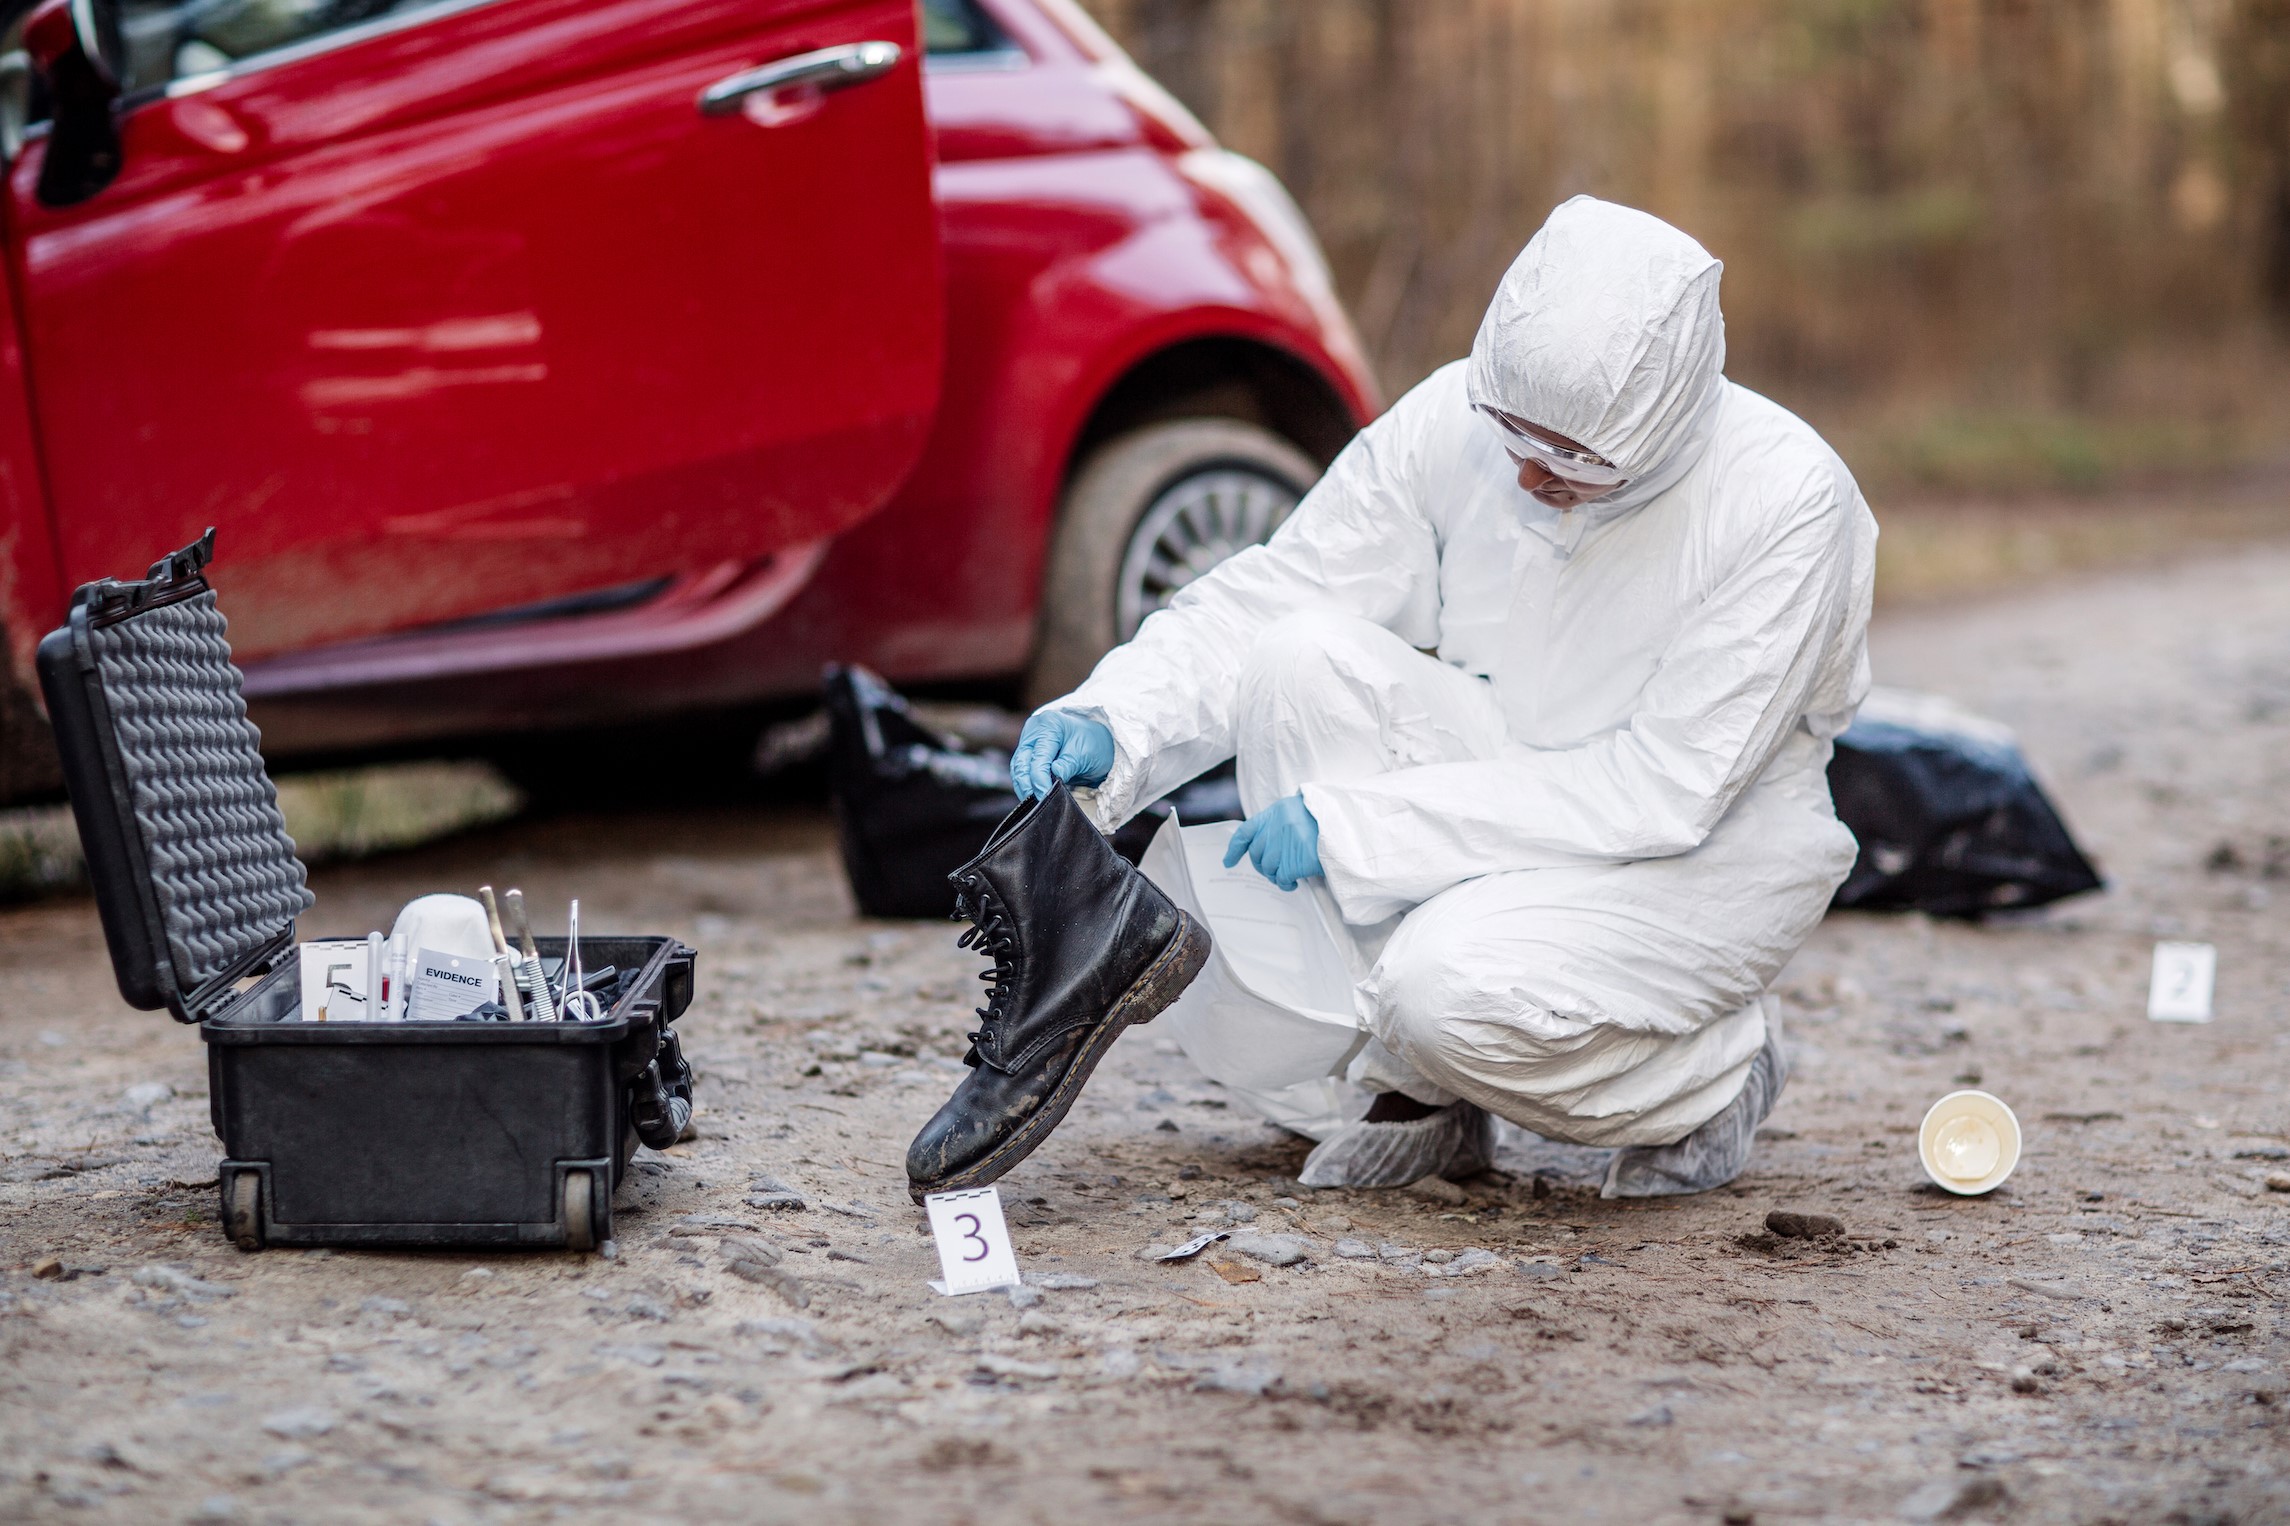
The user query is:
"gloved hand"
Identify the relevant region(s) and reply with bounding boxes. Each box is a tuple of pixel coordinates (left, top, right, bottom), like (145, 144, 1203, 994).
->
(1223, 792, 1322, 891)
(1010, 711, 1115, 800)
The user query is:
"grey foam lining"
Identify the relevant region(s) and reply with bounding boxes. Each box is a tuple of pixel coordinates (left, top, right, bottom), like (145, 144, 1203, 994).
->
(88, 589, 311, 994)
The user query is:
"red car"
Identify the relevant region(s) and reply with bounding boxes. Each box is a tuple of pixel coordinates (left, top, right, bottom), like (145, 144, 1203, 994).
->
(0, 0, 1375, 802)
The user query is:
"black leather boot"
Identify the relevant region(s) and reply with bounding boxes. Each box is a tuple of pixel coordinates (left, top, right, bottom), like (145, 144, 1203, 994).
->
(907, 783, 1211, 1200)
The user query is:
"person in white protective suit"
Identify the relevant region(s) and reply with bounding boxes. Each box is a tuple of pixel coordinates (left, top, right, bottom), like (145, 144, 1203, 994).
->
(1008, 196, 1877, 1196)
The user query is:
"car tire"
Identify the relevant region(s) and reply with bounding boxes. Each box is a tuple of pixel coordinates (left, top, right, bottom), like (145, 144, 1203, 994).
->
(1026, 418, 1321, 708)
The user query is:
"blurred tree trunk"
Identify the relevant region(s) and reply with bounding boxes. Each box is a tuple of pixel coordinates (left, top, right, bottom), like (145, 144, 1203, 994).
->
(2226, 0, 2290, 322)
(1078, 0, 2290, 494)
(1118, 0, 1225, 121)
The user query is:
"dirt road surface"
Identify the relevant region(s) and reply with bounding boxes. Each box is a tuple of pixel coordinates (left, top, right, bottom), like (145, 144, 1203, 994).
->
(4, 546, 2288, 1525)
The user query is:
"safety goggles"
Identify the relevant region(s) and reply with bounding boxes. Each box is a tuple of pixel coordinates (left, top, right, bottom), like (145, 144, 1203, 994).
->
(1477, 407, 1631, 489)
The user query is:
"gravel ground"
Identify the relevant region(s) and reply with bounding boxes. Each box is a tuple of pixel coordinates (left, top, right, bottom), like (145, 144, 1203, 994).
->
(4, 546, 2289, 1525)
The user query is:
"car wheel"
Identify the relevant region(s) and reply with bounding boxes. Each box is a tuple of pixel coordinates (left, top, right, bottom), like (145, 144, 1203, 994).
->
(1027, 418, 1320, 707)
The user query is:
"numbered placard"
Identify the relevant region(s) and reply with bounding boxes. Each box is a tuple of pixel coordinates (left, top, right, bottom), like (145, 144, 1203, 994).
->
(924, 1186, 1022, 1296)
(296, 940, 373, 1022)
(2147, 941, 2216, 1023)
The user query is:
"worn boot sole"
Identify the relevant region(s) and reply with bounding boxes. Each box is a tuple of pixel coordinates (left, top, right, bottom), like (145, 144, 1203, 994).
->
(908, 909, 1211, 1203)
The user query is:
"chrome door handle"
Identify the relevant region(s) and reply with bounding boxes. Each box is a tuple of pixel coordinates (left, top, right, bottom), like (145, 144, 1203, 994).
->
(698, 40, 902, 117)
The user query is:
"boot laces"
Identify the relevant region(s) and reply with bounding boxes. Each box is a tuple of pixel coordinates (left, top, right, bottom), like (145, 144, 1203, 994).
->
(951, 877, 1017, 1053)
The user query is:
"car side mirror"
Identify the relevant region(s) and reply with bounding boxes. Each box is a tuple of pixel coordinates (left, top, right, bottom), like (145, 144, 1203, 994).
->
(24, 0, 122, 207)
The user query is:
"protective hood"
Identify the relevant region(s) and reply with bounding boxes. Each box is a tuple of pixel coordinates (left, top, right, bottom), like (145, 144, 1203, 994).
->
(1466, 196, 1726, 487)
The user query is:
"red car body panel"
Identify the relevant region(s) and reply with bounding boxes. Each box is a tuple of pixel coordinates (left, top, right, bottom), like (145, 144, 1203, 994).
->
(0, 247, 61, 687)
(0, 0, 1378, 779)
(9, 0, 943, 660)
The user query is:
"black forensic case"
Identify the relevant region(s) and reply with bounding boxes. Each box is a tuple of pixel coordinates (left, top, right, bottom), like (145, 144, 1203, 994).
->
(36, 532, 696, 1253)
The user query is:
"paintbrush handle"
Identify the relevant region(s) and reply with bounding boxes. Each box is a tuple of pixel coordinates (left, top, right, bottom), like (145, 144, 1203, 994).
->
(504, 888, 541, 960)
(478, 885, 511, 956)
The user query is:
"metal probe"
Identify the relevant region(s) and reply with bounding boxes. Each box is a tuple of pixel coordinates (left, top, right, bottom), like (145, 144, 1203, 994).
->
(559, 899, 605, 1022)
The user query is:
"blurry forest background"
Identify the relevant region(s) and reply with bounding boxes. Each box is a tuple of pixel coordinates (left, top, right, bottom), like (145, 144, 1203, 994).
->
(1081, 0, 2290, 549)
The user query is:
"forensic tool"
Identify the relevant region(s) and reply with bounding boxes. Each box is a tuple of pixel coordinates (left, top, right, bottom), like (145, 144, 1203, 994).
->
(503, 888, 558, 1022)
(384, 933, 410, 1021)
(558, 898, 605, 1023)
(477, 885, 526, 1022)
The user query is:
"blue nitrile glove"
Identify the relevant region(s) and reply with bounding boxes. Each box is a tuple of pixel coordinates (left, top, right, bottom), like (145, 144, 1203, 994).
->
(1224, 792, 1322, 891)
(1010, 711, 1115, 800)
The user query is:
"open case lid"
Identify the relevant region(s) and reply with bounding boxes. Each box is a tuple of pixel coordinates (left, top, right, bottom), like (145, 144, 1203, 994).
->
(35, 531, 312, 1022)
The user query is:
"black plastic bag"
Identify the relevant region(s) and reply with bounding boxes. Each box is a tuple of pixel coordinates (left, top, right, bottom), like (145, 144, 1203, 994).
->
(824, 666, 1017, 919)
(824, 666, 1244, 918)
(1827, 690, 2102, 918)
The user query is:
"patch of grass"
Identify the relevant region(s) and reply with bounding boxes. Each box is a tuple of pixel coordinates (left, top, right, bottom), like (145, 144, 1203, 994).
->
(0, 760, 523, 904)
(1872, 473, 2290, 605)
(274, 761, 523, 864)
(0, 804, 87, 900)
(1783, 185, 1985, 258)
(1850, 410, 2245, 498)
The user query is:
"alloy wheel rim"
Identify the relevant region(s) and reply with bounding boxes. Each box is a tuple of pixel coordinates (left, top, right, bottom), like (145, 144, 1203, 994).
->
(1115, 465, 1301, 641)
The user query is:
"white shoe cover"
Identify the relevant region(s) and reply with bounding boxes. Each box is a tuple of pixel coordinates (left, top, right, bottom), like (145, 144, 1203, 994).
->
(1600, 1028, 1789, 1199)
(1297, 1101, 1497, 1189)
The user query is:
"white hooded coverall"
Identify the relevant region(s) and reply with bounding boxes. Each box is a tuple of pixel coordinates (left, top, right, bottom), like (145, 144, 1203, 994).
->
(1053, 197, 1878, 1148)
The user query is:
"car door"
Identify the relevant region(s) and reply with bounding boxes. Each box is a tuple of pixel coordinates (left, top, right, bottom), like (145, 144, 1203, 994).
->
(6, 0, 942, 659)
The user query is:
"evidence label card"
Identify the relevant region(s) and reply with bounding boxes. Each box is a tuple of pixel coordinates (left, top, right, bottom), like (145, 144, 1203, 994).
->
(2147, 940, 2216, 1023)
(924, 1186, 1022, 1295)
(407, 947, 501, 1023)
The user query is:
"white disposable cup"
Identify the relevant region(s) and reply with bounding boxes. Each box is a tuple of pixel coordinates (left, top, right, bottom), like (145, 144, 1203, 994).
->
(1918, 1089, 2021, 1195)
